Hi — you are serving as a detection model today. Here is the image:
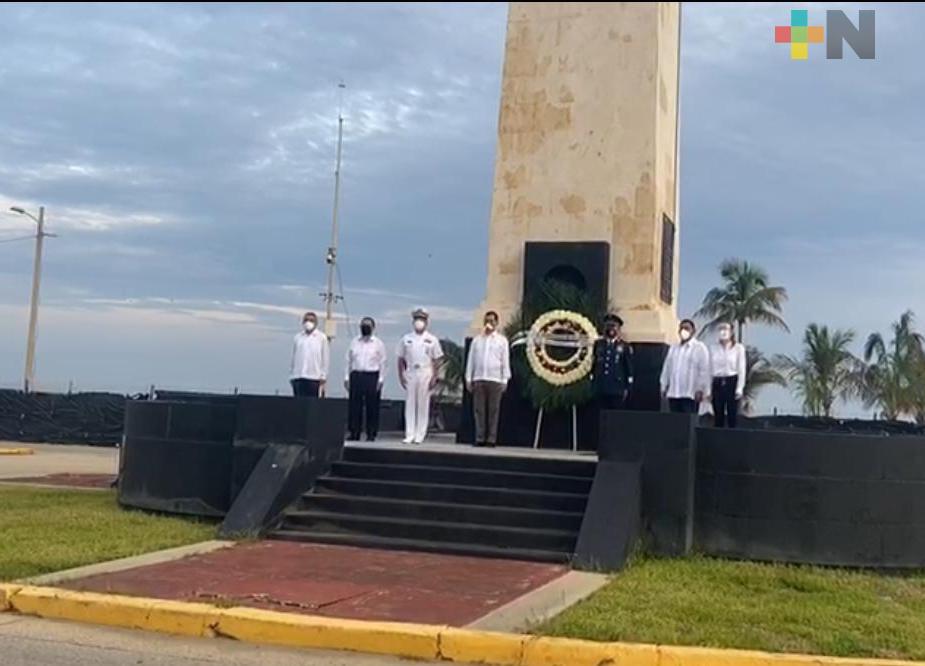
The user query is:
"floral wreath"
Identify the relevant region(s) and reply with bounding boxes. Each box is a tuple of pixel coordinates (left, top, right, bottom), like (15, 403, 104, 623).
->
(523, 309, 600, 386)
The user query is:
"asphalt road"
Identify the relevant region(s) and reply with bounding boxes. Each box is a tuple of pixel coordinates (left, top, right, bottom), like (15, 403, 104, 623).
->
(0, 442, 117, 480)
(0, 615, 450, 666)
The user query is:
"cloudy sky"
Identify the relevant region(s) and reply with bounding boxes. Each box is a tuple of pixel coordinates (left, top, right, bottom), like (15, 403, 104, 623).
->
(0, 3, 919, 416)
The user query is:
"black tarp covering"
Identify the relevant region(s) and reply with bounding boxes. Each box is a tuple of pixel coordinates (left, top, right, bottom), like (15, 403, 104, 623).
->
(0, 389, 128, 445)
(745, 415, 925, 436)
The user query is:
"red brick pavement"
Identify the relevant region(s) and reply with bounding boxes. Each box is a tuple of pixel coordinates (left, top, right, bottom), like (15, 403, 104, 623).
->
(4, 473, 116, 489)
(64, 541, 568, 626)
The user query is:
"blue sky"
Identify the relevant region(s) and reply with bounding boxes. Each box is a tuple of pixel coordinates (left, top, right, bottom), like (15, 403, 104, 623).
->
(0, 3, 920, 416)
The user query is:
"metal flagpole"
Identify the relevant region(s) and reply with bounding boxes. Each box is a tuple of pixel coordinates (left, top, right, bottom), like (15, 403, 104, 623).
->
(322, 82, 346, 340)
(533, 408, 543, 449)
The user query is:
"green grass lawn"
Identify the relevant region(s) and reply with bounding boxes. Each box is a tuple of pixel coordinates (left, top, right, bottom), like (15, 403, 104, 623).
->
(540, 556, 925, 660)
(0, 486, 215, 581)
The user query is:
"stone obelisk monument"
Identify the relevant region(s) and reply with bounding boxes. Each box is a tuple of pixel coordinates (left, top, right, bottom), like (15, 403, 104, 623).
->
(475, 2, 681, 347)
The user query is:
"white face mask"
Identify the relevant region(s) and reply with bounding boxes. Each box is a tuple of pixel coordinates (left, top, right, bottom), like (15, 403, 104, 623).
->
(413, 319, 426, 333)
(303, 321, 316, 333)
(719, 328, 732, 342)
(484, 321, 496, 332)
(679, 328, 692, 342)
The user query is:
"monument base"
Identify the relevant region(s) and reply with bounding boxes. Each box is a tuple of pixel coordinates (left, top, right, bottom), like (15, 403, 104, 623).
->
(627, 342, 669, 412)
(457, 340, 668, 449)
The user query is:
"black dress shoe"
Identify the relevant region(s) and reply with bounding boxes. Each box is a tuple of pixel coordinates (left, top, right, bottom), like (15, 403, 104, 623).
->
(366, 434, 377, 442)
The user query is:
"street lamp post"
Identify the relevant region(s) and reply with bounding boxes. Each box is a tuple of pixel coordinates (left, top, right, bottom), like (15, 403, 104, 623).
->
(10, 205, 53, 393)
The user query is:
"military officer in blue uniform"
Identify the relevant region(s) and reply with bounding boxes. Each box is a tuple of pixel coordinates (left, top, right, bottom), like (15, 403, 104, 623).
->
(592, 313, 634, 410)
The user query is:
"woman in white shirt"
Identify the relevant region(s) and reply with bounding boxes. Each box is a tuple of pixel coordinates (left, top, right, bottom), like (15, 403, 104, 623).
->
(709, 322, 746, 428)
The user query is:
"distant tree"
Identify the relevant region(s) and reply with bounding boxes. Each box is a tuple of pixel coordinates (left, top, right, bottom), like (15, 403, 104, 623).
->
(434, 338, 465, 402)
(910, 358, 925, 425)
(861, 310, 925, 421)
(695, 259, 788, 343)
(775, 324, 860, 418)
(741, 346, 787, 414)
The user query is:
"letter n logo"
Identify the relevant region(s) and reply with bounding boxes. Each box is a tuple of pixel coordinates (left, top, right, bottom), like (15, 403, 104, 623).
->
(826, 10, 876, 59)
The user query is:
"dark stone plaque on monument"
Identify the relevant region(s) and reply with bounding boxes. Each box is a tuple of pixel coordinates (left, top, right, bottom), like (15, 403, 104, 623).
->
(660, 214, 675, 305)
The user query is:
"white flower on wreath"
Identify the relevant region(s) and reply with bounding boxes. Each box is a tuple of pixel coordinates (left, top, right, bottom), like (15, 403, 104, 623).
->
(526, 309, 599, 387)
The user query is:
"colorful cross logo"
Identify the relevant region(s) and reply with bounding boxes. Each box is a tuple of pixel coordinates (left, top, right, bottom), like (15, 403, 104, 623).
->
(775, 9, 825, 59)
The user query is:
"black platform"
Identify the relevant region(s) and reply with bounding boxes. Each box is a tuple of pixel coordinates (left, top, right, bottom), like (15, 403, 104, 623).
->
(696, 427, 925, 568)
(120, 388, 925, 570)
(119, 395, 346, 528)
(272, 444, 597, 563)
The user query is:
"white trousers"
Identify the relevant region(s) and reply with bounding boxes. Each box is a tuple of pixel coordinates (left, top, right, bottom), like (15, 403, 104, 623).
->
(404, 368, 433, 443)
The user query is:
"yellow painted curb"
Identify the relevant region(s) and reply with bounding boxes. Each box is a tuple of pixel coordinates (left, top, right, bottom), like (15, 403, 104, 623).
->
(1, 585, 923, 666)
(10, 586, 220, 638)
(522, 635, 659, 666)
(0, 584, 21, 611)
(440, 627, 526, 665)
(0, 447, 33, 455)
(215, 606, 442, 660)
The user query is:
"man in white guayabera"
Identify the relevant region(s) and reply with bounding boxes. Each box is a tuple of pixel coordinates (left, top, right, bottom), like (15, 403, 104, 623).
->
(465, 310, 511, 448)
(659, 318, 710, 414)
(290, 311, 330, 398)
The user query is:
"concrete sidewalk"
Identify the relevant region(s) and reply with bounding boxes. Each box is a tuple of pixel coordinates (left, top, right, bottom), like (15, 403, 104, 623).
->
(0, 442, 117, 480)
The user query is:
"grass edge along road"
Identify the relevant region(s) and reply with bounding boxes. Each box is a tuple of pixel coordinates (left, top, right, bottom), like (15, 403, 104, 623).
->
(539, 555, 925, 661)
(0, 485, 214, 581)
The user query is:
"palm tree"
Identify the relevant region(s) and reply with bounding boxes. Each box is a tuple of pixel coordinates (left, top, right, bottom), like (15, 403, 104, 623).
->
(741, 346, 786, 414)
(434, 338, 465, 401)
(910, 358, 925, 425)
(775, 324, 860, 418)
(694, 259, 788, 343)
(861, 311, 925, 421)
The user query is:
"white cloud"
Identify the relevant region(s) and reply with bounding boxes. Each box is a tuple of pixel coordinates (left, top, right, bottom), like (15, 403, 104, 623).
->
(0, 194, 177, 232)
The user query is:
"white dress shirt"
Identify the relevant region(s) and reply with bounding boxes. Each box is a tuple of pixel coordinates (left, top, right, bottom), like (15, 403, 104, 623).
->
(346, 335, 387, 380)
(465, 331, 511, 385)
(398, 331, 444, 371)
(710, 342, 747, 396)
(290, 330, 330, 381)
(660, 339, 710, 399)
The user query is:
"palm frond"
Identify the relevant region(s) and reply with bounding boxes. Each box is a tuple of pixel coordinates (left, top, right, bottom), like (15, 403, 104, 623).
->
(774, 325, 857, 417)
(695, 258, 788, 342)
(435, 338, 465, 400)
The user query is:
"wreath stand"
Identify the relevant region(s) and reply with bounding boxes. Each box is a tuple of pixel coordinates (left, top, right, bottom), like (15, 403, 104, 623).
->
(532, 405, 579, 452)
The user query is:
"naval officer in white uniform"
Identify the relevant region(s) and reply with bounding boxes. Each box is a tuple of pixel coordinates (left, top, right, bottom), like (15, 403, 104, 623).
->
(397, 308, 444, 444)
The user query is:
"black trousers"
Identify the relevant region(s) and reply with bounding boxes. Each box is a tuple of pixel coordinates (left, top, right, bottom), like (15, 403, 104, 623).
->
(291, 378, 321, 398)
(348, 371, 381, 440)
(668, 398, 697, 414)
(712, 375, 739, 428)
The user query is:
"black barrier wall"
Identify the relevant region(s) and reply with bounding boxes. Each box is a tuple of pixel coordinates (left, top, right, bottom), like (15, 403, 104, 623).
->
(219, 396, 347, 536)
(598, 411, 696, 556)
(119, 395, 347, 522)
(696, 428, 925, 568)
(231, 395, 346, 501)
(120, 400, 237, 516)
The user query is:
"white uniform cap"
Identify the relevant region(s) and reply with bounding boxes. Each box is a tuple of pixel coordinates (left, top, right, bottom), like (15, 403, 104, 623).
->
(412, 307, 429, 319)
